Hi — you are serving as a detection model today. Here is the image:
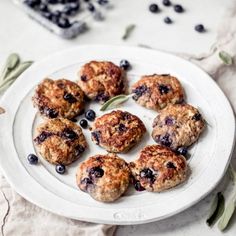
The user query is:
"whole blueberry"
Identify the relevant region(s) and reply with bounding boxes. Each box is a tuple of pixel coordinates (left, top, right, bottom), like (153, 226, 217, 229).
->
(166, 161, 176, 169)
(174, 4, 184, 13)
(89, 166, 104, 178)
(97, 0, 108, 5)
(39, 3, 48, 12)
(45, 108, 58, 118)
(177, 147, 188, 156)
(149, 3, 159, 13)
(159, 84, 170, 94)
(55, 164, 66, 174)
(27, 154, 38, 165)
(62, 128, 78, 140)
(164, 17, 172, 24)
(120, 59, 131, 70)
(192, 113, 202, 121)
(134, 181, 145, 191)
(87, 3, 95, 12)
(195, 24, 205, 33)
(63, 93, 77, 103)
(79, 119, 88, 129)
(85, 109, 96, 121)
(162, 0, 171, 6)
(57, 17, 71, 28)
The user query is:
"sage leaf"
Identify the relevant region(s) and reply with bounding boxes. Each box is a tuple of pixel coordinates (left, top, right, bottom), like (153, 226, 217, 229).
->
(218, 194, 236, 231)
(100, 94, 131, 111)
(206, 192, 225, 226)
(122, 24, 135, 40)
(0, 107, 5, 114)
(0, 53, 20, 82)
(229, 164, 236, 184)
(0, 61, 33, 93)
(219, 51, 233, 65)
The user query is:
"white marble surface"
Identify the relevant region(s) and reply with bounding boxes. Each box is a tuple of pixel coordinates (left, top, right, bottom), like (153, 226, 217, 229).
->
(0, 0, 236, 235)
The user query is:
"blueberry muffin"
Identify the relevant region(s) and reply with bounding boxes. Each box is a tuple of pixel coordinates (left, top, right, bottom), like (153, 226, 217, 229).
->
(34, 118, 87, 165)
(91, 110, 146, 153)
(78, 61, 125, 103)
(76, 153, 130, 202)
(131, 74, 184, 111)
(152, 103, 205, 151)
(129, 145, 188, 192)
(32, 78, 85, 119)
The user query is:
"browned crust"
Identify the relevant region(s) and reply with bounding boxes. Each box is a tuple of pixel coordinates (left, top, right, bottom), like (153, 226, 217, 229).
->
(34, 118, 87, 165)
(78, 61, 125, 102)
(131, 74, 185, 111)
(152, 103, 206, 150)
(91, 110, 146, 153)
(76, 153, 131, 202)
(129, 145, 188, 192)
(32, 78, 85, 119)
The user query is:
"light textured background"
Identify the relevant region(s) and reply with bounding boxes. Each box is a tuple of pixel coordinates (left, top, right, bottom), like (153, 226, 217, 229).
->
(1, 0, 236, 235)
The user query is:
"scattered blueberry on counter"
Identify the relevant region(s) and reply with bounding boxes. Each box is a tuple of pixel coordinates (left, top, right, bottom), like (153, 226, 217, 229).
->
(162, 0, 171, 7)
(174, 4, 184, 13)
(56, 164, 66, 174)
(27, 154, 38, 165)
(195, 24, 205, 33)
(149, 3, 159, 13)
(85, 109, 96, 121)
(164, 16, 172, 24)
(120, 59, 131, 71)
(80, 119, 88, 128)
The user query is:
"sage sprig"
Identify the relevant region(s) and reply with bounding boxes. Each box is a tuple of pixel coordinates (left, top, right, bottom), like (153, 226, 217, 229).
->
(206, 192, 225, 226)
(217, 165, 236, 231)
(219, 51, 233, 65)
(100, 94, 133, 111)
(122, 24, 136, 40)
(0, 54, 33, 93)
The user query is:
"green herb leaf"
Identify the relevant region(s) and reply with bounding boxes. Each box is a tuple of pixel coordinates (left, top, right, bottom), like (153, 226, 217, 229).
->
(100, 94, 131, 111)
(219, 51, 233, 65)
(206, 192, 225, 226)
(122, 24, 136, 40)
(229, 164, 236, 184)
(0, 53, 20, 82)
(0, 61, 33, 93)
(218, 194, 236, 231)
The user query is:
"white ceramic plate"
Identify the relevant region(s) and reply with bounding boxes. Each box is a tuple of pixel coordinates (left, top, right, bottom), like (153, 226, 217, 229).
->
(0, 45, 235, 225)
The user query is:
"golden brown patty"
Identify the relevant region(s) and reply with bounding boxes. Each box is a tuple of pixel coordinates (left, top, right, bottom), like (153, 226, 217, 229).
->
(91, 110, 146, 153)
(76, 153, 130, 202)
(131, 74, 184, 111)
(34, 118, 87, 165)
(32, 78, 85, 119)
(78, 61, 125, 103)
(129, 145, 188, 192)
(152, 103, 205, 151)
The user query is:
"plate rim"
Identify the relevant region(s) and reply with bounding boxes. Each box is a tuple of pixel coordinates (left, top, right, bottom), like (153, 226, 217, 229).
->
(0, 44, 235, 225)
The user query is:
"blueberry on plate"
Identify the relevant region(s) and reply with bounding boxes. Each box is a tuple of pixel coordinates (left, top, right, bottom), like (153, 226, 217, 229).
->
(149, 3, 159, 13)
(164, 17, 172, 24)
(177, 147, 188, 156)
(85, 109, 96, 121)
(27, 154, 38, 165)
(174, 4, 184, 13)
(194, 24, 205, 33)
(87, 3, 95, 12)
(79, 119, 88, 129)
(57, 17, 71, 28)
(120, 59, 131, 70)
(55, 164, 66, 174)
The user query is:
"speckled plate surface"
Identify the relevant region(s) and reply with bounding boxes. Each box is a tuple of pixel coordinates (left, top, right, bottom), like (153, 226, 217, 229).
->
(0, 45, 235, 225)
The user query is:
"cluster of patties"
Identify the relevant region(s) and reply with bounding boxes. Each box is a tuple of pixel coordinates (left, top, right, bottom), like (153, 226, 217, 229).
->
(31, 60, 206, 203)
(91, 110, 146, 153)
